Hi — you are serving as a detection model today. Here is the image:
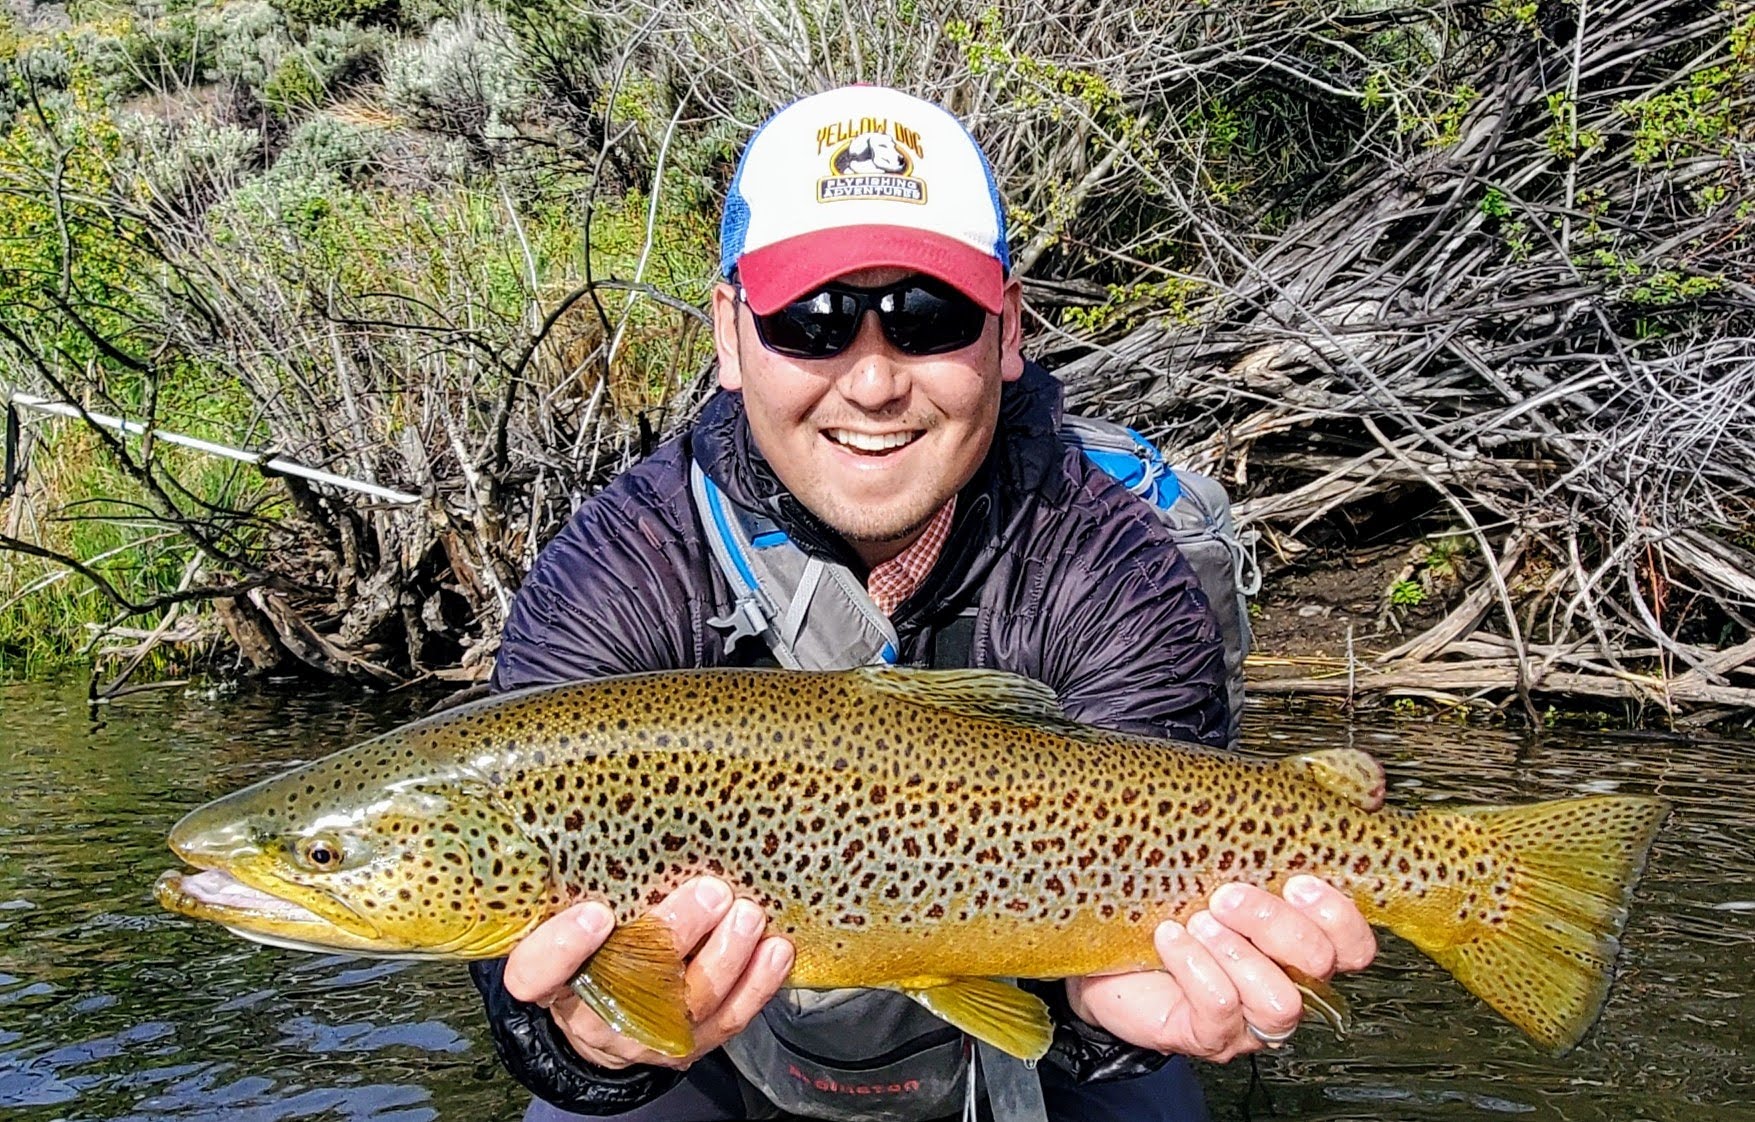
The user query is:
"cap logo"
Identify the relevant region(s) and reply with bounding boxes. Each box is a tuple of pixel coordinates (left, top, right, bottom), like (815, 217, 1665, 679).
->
(815, 117, 926, 204)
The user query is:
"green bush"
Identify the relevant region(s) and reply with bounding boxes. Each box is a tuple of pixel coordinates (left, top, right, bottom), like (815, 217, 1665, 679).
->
(381, 9, 530, 141)
(261, 50, 323, 116)
(269, 0, 400, 29)
(211, 1, 292, 90)
(271, 112, 380, 181)
(118, 112, 260, 202)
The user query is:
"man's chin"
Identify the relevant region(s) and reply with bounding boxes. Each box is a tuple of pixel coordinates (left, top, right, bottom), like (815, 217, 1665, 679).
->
(819, 500, 942, 553)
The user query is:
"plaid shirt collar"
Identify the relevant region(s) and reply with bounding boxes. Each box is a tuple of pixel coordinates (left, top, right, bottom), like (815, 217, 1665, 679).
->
(866, 498, 957, 617)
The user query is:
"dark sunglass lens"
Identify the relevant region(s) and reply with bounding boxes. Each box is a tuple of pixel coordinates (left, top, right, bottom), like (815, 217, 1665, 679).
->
(881, 283, 986, 355)
(757, 290, 861, 357)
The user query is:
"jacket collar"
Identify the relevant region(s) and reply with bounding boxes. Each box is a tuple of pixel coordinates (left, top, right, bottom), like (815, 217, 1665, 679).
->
(689, 362, 1068, 590)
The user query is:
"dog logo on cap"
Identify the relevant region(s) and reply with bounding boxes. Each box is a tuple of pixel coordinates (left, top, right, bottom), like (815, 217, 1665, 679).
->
(816, 118, 926, 204)
(833, 132, 910, 176)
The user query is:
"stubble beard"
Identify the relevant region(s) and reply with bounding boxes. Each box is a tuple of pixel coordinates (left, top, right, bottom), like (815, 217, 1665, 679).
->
(820, 492, 946, 550)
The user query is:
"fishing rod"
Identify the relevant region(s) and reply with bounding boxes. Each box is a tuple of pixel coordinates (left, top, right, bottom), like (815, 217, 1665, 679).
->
(1, 391, 421, 506)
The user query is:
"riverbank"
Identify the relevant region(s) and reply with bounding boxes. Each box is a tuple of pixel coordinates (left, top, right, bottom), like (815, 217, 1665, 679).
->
(1248, 542, 1755, 731)
(3, 0, 1752, 719)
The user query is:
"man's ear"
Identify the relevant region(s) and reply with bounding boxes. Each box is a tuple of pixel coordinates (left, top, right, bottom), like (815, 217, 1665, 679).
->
(711, 283, 743, 391)
(999, 278, 1025, 383)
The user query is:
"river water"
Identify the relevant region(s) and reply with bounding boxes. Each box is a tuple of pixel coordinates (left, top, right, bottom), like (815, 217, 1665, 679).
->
(0, 679, 1748, 1121)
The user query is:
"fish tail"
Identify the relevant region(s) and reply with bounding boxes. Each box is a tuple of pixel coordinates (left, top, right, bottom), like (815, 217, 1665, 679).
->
(1389, 795, 1667, 1054)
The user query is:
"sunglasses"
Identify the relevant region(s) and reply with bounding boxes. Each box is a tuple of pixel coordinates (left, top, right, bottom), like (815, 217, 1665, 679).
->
(739, 276, 990, 359)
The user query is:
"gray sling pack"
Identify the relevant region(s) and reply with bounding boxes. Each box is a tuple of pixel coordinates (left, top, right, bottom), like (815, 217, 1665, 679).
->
(1057, 415, 1258, 747)
(684, 415, 1255, 1121)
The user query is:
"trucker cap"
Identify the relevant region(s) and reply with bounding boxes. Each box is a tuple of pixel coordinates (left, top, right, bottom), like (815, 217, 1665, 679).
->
(720, 85, 1010, 315)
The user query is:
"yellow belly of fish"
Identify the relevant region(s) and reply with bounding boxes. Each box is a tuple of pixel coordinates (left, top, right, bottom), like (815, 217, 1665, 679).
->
(783, 908, 1167, 988)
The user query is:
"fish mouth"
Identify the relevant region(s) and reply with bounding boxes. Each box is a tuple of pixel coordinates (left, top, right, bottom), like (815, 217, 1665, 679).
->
(154, 867, 391, 954)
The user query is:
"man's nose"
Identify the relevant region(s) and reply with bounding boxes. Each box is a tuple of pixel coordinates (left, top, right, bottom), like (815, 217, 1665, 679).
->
(835, 313, 910, 410)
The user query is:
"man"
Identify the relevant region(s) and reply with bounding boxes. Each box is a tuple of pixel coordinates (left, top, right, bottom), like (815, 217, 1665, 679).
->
(473, 85, 1375, 1121)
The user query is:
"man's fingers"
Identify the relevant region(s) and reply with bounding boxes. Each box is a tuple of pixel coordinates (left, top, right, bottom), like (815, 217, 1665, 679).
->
(1152, 919, 1243, 1057)
(651, 877, 739, 958)
(503, 902, 613, 1004)
(683, 898, 769, 1021)
(1205, 882, 1340, 981)
(1186, 910, 1301, 1047)
(696, 937, 795, 1046)
(1281, 875, 1377, 972)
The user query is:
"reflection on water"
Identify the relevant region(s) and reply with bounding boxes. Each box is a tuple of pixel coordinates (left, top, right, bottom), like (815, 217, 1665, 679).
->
(0, 680, 520, 1122)
(0, 681, 1750, 1121)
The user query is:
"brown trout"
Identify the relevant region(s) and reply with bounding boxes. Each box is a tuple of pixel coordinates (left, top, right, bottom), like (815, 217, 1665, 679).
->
(155, 667, 1665, 1059)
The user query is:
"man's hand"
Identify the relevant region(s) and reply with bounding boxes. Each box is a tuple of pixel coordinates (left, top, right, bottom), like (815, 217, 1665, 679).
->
(1066, 876, 1375, 1063)
(501, 877, 794, 1070)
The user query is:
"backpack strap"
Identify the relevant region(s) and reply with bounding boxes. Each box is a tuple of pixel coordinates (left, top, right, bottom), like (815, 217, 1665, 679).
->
(690, 460, 900, 669)
(930, 608, 979, 671)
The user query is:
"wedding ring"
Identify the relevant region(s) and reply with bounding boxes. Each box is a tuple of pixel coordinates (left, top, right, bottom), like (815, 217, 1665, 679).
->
(1245, 1021, 1297, 1048)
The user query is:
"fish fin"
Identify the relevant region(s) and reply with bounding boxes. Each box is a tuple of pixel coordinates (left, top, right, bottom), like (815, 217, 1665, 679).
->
(897, 977, 1054, 1061)
(854, 667, 1104, 739)
(1284, 967, 1351, 1035)
(1281, 749, 1385, 811)
(568, 913, 693, 1058)
(1397, 795, 1667, 1055)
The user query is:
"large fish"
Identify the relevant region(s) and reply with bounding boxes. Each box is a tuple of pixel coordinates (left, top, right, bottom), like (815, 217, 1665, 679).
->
(156, 667, 1665, 1059)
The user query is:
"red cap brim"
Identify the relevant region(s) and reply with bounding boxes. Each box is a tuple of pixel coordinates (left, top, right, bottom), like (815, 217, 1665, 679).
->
(736, 226, 1005, 315)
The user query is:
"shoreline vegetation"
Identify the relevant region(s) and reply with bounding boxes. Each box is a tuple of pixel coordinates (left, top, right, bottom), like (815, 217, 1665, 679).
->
(1, 0, 1751, 728)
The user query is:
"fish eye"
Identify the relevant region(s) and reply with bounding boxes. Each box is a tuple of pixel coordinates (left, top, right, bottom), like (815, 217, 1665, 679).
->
(296, 835, 347, 872)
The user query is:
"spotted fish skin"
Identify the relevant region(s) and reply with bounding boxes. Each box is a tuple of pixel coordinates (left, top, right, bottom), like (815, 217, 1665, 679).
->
(159, 666, 1666, 1056)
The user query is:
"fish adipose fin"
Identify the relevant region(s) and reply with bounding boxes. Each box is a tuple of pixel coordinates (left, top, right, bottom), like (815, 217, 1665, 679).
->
(896, 977, 1054, 1061)
(569, 913, 693, 1057)
(1283, 749, 1386, 811)
(1401, 795, 1667, 1054)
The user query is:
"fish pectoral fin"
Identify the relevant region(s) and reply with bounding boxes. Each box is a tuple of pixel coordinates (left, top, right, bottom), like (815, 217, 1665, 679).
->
(897, 978, 1053, 1061)
(1281, 749, 1386, 811)
(567, 913, 693, 1058)
(1285, 967, 1351, 1036)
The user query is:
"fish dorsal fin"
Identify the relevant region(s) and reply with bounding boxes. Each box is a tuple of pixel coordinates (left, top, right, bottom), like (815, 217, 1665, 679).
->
(568, 913, 693, 1058)
(1281, 749, 1386, 811)
(894, 976, 1054, 1061)
(852, 667, 1069, 729)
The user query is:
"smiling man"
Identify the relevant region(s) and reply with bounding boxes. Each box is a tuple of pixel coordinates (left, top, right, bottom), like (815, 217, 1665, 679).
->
(472, 86, 1375, 1122)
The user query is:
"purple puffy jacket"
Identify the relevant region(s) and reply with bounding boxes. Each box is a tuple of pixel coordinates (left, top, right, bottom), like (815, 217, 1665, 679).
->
(472, 362, 1229, 1115)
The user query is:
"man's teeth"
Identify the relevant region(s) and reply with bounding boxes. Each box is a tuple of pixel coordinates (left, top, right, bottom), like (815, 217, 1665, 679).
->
(828, 430, 917, 452)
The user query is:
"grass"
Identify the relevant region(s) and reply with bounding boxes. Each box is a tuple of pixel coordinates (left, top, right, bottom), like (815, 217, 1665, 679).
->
(0, 421, 273, 677)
